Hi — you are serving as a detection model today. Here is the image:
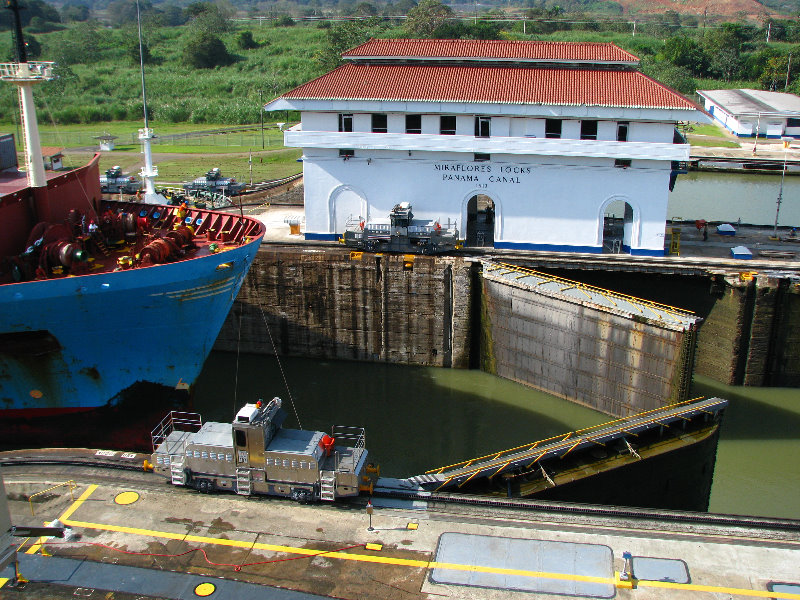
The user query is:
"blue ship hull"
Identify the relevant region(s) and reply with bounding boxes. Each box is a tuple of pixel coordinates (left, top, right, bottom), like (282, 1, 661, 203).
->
(0, 225, 262, 414)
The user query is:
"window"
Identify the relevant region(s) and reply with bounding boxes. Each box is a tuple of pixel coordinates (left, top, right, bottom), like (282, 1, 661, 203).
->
(615, 159, 632, 168)
(406, 114, 422, 134)
(339, 149, 355, 159)
(474, 116, 491, 138)
(201, 451, 208, 459)
(580, 120, 598, 140)
(338, 113, 353, 132)
(617, 122, 629, 142)
(371, 113, 387, 133)
(788, 118, 800, 128)
(545, 119, 562, 139)
(474, 153, 490, 162)
(235, 429, 246, 447)
(440, 115, 456, 135)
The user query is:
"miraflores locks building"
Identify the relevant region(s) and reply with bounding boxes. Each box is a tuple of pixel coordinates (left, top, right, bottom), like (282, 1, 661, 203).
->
(265, 38, 710, 255)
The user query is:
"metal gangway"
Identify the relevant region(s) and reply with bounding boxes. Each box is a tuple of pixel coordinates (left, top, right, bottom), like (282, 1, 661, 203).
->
(407, 397, 728, 492)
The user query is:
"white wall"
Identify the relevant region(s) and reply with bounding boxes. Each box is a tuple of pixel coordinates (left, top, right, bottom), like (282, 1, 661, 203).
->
(301, 111, 676, 143)
(302, 148, 672, 253)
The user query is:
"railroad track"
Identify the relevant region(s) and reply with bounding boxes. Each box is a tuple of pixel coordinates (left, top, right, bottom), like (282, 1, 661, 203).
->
(3, 451, 800, 542)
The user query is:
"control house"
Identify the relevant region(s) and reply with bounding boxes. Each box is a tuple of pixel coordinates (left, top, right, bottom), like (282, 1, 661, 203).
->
(265, 39, 710, 255)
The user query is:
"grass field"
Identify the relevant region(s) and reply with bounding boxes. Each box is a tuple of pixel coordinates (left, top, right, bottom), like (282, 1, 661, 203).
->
(63, 147, 303, 185)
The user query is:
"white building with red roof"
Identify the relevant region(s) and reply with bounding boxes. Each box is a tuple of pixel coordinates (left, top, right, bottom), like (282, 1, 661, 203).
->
(265, 38, 710, 255)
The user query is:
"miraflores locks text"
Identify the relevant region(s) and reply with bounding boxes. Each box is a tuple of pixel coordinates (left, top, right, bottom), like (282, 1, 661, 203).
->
(434, 163, 532, 185)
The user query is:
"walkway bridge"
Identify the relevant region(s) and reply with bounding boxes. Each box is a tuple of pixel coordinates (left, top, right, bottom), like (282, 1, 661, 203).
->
(406, 397, 727, 494)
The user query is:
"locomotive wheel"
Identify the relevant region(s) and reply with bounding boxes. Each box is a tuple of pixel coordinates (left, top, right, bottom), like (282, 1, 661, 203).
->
(195, 479, 213, 493)
(291, 489, 312, 504)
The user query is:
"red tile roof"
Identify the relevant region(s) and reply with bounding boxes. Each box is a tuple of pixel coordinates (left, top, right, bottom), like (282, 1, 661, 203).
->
(281, 64, 698, 110)
(342, 38, 639, 63)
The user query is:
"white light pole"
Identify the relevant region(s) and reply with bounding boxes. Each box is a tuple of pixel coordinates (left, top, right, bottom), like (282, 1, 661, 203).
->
(753, 112, 761, 155)
(774, 136, 792, 238)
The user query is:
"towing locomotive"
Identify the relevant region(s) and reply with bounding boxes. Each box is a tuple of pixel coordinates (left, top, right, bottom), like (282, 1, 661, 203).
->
(183, 168, 246, 197)
(342, 202, 460, 254)
(99, 166, 141, 194)
(150, 398, 371, 502)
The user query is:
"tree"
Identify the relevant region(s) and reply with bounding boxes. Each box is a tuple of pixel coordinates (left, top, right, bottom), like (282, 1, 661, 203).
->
(107, 0, 153, 26)
(405, 0, 453, 38)
(355, 2, 378, 16)
(316, 18, 386, 70)
(181, 35, 235, 68)
(659, 35, 709, 77)
(237, 31, 261, 49)
(703, 23, 752, 81)
(158, 4, 189, 27)
(758, 53, 793, 91)
(432, 20, 501, 40)
(56, 20, 100, 64)
(186, 2, 232, 35)
(641, 57, 697, 94)
(61, 3, 90, 23)
(21, 33, 41, 59)
(274, 15, 296, 26)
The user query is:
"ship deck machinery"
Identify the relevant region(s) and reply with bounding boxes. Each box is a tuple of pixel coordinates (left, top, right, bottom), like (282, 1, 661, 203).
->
(151, 398, 371, 502)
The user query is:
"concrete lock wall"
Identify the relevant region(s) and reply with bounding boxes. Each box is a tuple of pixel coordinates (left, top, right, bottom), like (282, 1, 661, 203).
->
(214, 247, 472, 368)
(696, 274, 800, 386)
(478, 275, 695, 416)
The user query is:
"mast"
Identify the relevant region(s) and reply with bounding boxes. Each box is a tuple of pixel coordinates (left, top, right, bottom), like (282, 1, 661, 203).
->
(1, 0, 54, 190)
(136, 0, 165, 204)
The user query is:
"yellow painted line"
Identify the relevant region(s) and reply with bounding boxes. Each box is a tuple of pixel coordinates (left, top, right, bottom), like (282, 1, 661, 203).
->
(27, 484, 98, 555)
(636, 579, 800, 599)
(60, 484, 98, 521)
(0, 577, 9, 588)
(57, 485, 800, 599)
(25, 535, 48, 555)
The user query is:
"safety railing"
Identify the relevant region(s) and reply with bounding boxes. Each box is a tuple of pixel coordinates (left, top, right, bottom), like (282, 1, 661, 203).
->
(484, 261, 695, 324)
(151, 410, 202, 452)
(29, 481, 77, 516)
(426, 396, 724, 482)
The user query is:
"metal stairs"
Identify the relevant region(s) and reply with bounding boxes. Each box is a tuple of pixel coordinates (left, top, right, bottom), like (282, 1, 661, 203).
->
(170, 458, 185, 486)
(320, 471, 336, 501)
(236, 467, 251, 496)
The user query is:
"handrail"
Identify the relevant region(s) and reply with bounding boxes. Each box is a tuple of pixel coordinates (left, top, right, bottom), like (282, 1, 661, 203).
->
(29, 481, 77, 516)
(486, 261, 695, 318)
(434, 399, 725, 484)
(426, 396, 712, 475)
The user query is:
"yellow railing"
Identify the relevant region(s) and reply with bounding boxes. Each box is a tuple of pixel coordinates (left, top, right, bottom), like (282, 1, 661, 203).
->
(426, 396, 710, 477)
(29, 481, 78, 516)
(485, 261, 695, 321)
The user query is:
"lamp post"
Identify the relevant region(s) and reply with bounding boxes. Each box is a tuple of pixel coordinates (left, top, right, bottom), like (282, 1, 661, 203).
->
(774, 136, 792, 238)
(753, 112, 761, 155)
(258, 88, 264, 150)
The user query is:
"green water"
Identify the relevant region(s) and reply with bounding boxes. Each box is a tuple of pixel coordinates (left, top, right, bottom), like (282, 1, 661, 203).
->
(691, 375, 800, 520)
(195, 353, 800, 519)
(670, 171, 800, 226)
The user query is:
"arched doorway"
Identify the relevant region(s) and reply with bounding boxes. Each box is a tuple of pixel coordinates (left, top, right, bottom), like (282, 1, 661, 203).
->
(329, 186, 366, 234)
(466, 194, 495, 247)
(601, 199, 634, 253)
